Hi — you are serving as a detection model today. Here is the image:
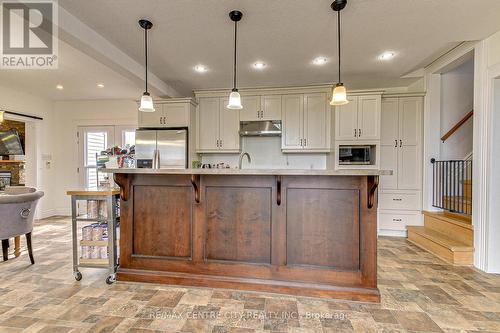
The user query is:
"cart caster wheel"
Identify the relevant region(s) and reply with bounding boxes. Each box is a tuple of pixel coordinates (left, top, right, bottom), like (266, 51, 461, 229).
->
(74, 271, 82, 281)
(106, 275, 116, 285)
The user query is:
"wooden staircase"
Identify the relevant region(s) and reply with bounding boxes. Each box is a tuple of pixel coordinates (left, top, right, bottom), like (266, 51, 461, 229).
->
(407, 211, 474, 265)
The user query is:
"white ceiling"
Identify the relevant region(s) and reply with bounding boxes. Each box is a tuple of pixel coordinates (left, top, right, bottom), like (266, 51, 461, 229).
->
(0, 40, 141, 100)
(5, 0, 500, 100)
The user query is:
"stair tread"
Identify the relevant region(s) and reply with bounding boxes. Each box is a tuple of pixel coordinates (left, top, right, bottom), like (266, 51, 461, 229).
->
(423, 211, 473, 228)
(407, 226, 474, 251)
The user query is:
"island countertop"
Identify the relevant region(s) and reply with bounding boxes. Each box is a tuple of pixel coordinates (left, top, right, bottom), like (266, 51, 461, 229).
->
(103, 168, 392, 176)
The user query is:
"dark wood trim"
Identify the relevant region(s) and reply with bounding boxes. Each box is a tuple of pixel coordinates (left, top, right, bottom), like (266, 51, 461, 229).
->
(367, 176, 379, 209)
(441, 110, 473, 142)
(191, 174, 200, 203)
(276, 175, 282, 206)
(114, 173, 131, 201)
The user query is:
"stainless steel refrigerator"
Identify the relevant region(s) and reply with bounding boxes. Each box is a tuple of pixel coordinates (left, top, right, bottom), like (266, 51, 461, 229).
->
(135, 129, 188, 169)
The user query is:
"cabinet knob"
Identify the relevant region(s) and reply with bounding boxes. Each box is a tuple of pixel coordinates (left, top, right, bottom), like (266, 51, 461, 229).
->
(359, 129, 362, 137)
(400, 139, 402, 147)
(395, 140, 398, 147)
(354, 129, 357, 137)
(392, 218, 402, 222)
(392, 198, 402, 201)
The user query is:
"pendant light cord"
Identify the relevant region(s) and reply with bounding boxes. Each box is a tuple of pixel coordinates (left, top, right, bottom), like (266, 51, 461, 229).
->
(233, 20, 238, 90)
(144, 27, 148, 93)
(337, 9, 341, 83)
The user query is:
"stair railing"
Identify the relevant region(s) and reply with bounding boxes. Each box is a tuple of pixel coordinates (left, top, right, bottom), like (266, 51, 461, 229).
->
(430, 158, 472, 215)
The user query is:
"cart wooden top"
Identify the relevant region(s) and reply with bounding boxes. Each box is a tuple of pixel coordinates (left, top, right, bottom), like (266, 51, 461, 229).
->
(66, 187, 120, 196)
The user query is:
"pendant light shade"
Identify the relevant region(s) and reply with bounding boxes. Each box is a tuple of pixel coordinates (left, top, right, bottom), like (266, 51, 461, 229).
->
(227, 89, 242, 109)
(227, 10, 243, 110)
(139, 92, 155, 112)
(331, 83, 348, 106)
(0, 111, 4, 124)
(138, 19, 155, 112)
(330, 0, 349, 106)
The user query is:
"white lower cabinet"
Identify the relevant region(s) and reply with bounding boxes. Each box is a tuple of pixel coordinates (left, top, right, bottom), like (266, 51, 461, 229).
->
(378, 210, 422, 235)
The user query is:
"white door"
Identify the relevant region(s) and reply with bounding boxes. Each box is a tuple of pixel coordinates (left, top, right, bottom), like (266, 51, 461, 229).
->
(78, 126, 115, 188)
(239, 96, 261, 121)
(197, 97, 220, 151)
(399, 97, 421, 146)
(357, 95, 381, 140)
(303, 93, 328, 150)
(163, 103, 189, 127)
(380, 98, 399, 146)
(398, 145, 420, 190)
(219, 98, 240, 151)
(138, 108, 162, 128)
(261, 95, 282, 120)
(335, 96, 358, 141)
(380, 145, 398, 190)
(282, 94, 303, 150)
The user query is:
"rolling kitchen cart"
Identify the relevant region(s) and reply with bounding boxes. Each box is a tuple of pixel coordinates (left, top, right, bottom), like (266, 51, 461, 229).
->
(67, 188, 120, 284)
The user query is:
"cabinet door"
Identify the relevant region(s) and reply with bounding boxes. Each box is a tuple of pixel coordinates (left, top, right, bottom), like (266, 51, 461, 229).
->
(358, 95, 381, 140)
(163, 103, 189, 127)
(398, 145, 420, 190)
(219, 98, 240, 151)
(138, 108, 163, 128)
(197, 98, 220, 151)
(399, 97, 422, 146)
(282, 94, 303, 150)
(261, 95, 282, 120)
(381, 98, 399, 146)
(379, 145, 398, 190)
(303, 93, 329, 150)
(239, 96, 261, 121)
(335, 97, 358, 141)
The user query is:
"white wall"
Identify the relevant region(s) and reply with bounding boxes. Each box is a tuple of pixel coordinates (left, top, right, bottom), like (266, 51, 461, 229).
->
(52, 99, 137, 214)
(200, 137, 327, 169)
(440, 59, 474, 160)
(0, 84, 55, 218)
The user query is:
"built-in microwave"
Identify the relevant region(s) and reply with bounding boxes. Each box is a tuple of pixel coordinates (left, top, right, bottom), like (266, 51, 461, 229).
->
(338, 145, 372, 165)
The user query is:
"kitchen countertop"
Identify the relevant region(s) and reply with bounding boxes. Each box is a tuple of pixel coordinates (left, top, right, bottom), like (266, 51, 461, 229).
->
(102, 168, 392, 176)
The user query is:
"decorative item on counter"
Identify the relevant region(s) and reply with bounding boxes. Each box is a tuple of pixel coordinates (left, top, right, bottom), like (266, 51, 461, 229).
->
(192, 160, 201, 169)
(201, 163, 232, 169)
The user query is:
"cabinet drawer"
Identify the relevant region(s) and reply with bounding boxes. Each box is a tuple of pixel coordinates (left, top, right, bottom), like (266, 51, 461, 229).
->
(379, 192, 420, 210)
(378, 212, 421, 231)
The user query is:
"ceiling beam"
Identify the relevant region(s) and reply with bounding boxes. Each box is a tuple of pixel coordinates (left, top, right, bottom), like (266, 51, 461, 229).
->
(56, 7, 182, 98)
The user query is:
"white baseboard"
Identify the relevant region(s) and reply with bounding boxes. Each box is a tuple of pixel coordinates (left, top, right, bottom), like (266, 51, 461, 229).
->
(55, 207, 71, 216)
(378, 229, 407, 237)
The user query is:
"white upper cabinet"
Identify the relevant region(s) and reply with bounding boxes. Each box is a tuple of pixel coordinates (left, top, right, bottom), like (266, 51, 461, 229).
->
(138, 100, 193, 128)
(335, 94, 381, 141)
(197, 97, 220, 152)
(219, 98, 240, 152)
(335, 97, 358, 140)
(196, 97, 240, 153)
(282, 93, 330, 152)
(239, 96, 261, 121)
(304, 93, 329, 150)
(357, 95, 381, 140)
(379, 97, 422, 191)
(282, 94, 303, 150)
(261, 95, 282, 120)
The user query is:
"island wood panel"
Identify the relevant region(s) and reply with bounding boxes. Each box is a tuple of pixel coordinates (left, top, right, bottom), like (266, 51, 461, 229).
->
(205, 186, 272, 263)
(132, 185, 193, 259)
(286, 188, 360, 270)
(114, 173, 379, 302)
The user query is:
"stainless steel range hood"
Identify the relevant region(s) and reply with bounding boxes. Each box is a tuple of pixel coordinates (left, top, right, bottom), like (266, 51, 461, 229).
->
(239, 120, 282, 137)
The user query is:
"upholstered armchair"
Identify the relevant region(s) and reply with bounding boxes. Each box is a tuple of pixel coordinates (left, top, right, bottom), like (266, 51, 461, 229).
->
(0, 187, 44, 263)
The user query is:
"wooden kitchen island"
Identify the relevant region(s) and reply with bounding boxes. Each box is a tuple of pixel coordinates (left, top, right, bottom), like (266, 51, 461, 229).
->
(105, 168, 390, 302)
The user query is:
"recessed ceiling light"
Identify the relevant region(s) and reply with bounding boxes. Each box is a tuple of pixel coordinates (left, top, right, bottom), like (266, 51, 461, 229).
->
(194, 65, 208, 73)
(253, 62, 266, 70)
(97, 83, 104, 88)
(313, 57, 328, 65)
(379, 51, 396, 61)
(56, 84, 63, 90)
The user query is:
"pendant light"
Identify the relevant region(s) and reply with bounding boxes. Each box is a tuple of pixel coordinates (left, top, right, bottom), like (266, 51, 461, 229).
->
(0, 111, 4, 124)
(227, 10, 243, 110)
(330, 0, 349, 106)
(138, 19, 155, 112)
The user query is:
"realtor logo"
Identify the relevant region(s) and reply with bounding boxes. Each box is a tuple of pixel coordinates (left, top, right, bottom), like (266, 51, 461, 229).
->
(1, 0, 58, 69)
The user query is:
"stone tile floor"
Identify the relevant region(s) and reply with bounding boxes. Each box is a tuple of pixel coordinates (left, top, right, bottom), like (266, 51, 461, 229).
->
(0, 217, 499, 332)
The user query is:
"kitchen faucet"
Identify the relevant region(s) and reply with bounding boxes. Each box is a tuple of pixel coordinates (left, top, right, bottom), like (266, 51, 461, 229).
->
(238, 152, 251, 169)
